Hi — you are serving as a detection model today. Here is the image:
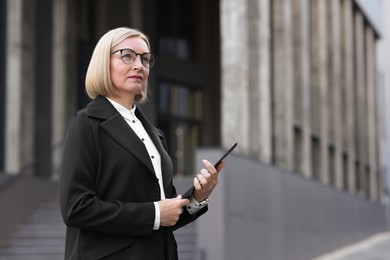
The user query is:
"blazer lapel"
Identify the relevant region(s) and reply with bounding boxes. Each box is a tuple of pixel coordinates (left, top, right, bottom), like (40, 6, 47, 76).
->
(87, 96, 156, 177)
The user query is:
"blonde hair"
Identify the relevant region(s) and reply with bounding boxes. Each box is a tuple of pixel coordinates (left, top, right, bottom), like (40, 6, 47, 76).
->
(85, 27, 151, 101)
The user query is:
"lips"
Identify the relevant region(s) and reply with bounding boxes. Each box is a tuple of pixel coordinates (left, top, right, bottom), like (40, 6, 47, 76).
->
(129, 75, 143, 81)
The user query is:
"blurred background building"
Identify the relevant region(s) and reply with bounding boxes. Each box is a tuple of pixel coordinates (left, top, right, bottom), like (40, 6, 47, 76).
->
(378, 0, 390, 230)
(0, 0, 388, 259)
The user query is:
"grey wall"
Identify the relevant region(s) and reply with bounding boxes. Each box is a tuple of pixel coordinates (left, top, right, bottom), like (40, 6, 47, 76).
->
(174, 148, 387, 260)
(0, 0, 6, 171)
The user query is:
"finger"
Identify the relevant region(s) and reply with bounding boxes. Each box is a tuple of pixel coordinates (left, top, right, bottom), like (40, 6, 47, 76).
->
(179, 198, 190, 207)
(203, 159, 217, 175)
(202, 161, 217, 183)
(197, 173, 208, 186)
(200, 168, 211, 179)
(176, 194, 182, 199)
(194, 177, 202, 190)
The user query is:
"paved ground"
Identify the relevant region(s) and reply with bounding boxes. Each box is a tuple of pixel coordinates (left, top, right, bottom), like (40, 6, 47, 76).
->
(313, 232, 390, 260)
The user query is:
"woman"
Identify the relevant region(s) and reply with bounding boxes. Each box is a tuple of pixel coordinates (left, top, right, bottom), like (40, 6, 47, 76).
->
(60, 27, 222, 260)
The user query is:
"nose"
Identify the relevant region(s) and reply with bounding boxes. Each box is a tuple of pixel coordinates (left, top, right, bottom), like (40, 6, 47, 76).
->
(132, 54, 144, 69)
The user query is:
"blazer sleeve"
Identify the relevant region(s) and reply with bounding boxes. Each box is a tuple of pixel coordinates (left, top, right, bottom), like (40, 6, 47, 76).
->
(59, 112, 156, 237)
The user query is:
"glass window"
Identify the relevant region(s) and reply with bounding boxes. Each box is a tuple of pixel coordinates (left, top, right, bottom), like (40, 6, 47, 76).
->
(157, 80, 203, 176)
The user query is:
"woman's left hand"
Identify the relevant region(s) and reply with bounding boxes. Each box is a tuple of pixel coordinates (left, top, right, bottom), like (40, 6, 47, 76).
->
(193, 159, 224, 202)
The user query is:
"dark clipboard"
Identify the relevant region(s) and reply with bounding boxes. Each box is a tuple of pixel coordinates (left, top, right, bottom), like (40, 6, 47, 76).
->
(182, 142, 238, 199)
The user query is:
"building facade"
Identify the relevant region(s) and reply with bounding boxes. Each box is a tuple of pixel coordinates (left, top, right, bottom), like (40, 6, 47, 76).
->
(378, 0, 390, 229)
(0, 0, 387, 259)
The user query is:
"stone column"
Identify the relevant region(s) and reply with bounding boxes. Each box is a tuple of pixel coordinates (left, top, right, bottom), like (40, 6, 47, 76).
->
(292, 0, 311, 177)
(341, 0, 356, 193)
(272, 0, 294, 170)
(354, 12, 366, 197)
(51, 0, 77, 180)
(220, 0, 250, 153)
(310, 0, 329, 183)
(248, 0, 272, 163)
(51, 0, 67, 180)
(5, 0, 35, 174)
(327, 0, 343, 189)
(365, 27, 379, 200)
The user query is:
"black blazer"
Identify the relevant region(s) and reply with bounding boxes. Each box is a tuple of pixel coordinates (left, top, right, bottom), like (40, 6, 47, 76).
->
(60, 96, 207, 260)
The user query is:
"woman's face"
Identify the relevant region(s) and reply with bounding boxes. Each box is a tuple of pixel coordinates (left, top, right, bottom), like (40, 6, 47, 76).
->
(110, 36, 150, 101)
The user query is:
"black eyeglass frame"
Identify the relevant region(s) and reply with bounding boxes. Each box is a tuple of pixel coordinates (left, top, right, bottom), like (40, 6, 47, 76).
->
(111, 48, 155, 68)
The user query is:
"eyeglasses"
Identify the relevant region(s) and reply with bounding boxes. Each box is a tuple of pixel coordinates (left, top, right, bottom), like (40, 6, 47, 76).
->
(111, 48, 155, 68)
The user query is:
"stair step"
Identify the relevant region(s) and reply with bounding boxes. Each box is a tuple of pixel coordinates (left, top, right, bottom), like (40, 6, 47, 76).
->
(0, 238, 65, 247)
(0, 189, 66, 259)
(0, 255, 64, 260)
(0, 186, 199, 260)
(0, 245, 64, 255)
(8, 229, 66, 239)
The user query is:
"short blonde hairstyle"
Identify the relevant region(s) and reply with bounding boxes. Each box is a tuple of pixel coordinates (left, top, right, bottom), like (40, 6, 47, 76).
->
(85, 27, 151, 101)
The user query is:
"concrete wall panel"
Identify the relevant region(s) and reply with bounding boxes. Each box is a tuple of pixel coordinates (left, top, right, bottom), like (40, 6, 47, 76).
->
(177, 148, 388, 260)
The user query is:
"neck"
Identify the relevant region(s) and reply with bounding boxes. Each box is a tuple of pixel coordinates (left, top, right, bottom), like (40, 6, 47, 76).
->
(107, 95, 134, 110)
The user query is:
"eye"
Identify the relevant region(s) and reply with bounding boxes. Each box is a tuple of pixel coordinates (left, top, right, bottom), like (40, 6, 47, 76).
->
(141, 53, 155, 67)
(122, 53, 135, 60)
(141, 55, 151, 64)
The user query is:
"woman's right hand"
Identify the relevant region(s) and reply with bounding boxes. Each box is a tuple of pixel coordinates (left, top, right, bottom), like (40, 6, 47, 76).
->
(158, 195, 190, 226)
